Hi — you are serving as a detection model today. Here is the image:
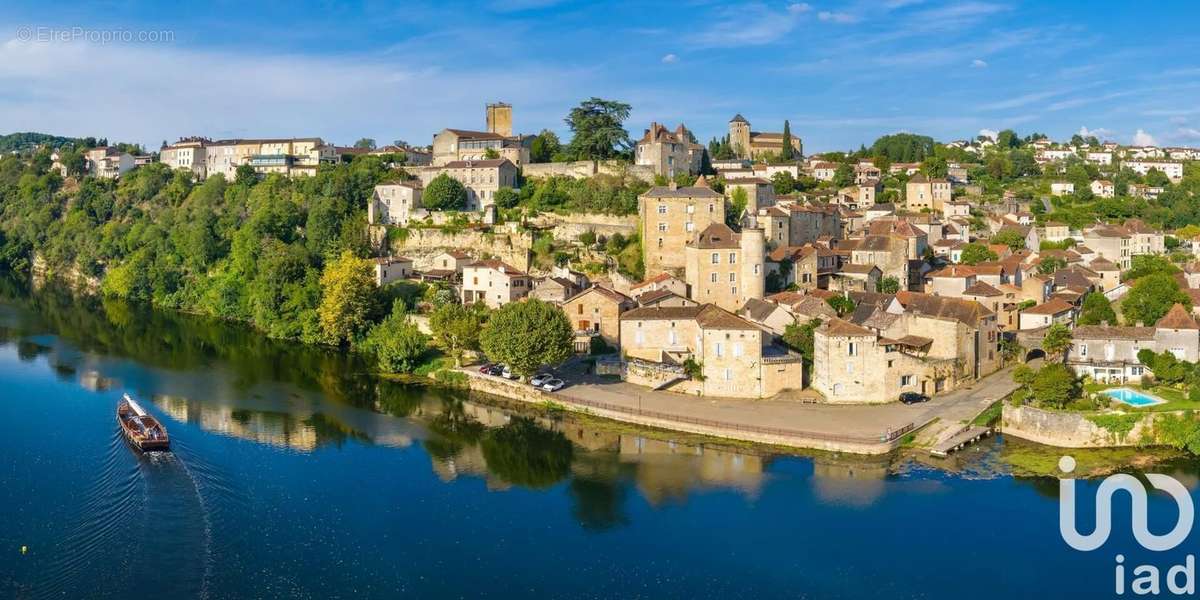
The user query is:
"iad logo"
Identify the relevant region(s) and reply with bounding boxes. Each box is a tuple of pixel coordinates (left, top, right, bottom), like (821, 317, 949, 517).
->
(1058, 455, 1196, 595)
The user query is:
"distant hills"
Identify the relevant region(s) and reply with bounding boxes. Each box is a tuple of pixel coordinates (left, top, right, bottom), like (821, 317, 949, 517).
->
(0, 132, 91, 153)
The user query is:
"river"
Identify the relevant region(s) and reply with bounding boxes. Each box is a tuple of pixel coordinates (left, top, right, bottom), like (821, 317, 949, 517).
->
(0, 278, 1197, 599)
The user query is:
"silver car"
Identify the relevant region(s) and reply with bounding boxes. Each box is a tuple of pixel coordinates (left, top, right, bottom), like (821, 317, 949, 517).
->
(530, 373, 553, 387)
(541, 378, 565, 392)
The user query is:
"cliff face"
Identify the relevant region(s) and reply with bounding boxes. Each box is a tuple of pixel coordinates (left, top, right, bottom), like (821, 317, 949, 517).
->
(30, 252, 102, 294)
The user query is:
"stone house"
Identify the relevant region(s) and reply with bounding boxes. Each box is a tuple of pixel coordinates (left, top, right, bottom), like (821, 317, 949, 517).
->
(684, 224, 766, 313)
(725, 178, 776, 213)
(1068, 305, 1200, 382)
(1082, 226, 1132, 270)
(1018, 298, 1075, 330)
(461, 260, 531, 308)
(905, 174, 952, 212)
(639, 177, 726, 276)
(738, 297, 794, 337)
(618, 304, 802, 399)
(421, 250, 473, 281)
(369, 181, 423, 225)
(1123, 219, 1166, 256)
(530, 277, 582, 304)
(635, 122, 703, 178)
(894, 291, 1002, 381)
(1090, 179, 1115, 198)
(637, 289, 696, 308)
(811, 317, 933, 404)
(629, 272, 690, 300)
(850, 234, 909, 288)
(758, 206, 791, 248)
(787, 204, 842, 246)
(412, 158, 519, 212)
(561, 285, 635, 348)
(374, 256, 414, 286)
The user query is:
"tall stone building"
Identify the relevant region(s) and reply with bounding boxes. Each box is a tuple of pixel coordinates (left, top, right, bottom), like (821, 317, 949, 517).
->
(728, 114, 803, 160)
(684, 224, 766, 312)
(635, 122, 704, 178)
(486, 102, 513, 137)
(639, 176, 726, 276)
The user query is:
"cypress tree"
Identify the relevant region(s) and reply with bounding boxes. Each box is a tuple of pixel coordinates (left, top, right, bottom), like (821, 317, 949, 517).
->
(780, 120, 794, 161)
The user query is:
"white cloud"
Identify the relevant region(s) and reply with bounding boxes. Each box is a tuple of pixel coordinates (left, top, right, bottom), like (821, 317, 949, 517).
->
(817, 11, 859, 24)
(1076, 126, 1113, 139)
(971, 59, 988, 68)
(978, 128, 998, 140)
(1132, 129, 1158, 146)
(1169, 127, 1200, 143)
(661, 53, 678, 64)
(692, 4, 813, 47)
(788, 3, 813, 14)
(0, 39, 591, 148)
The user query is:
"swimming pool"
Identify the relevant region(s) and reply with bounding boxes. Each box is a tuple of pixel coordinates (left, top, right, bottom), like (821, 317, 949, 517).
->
(1102, 387, 1166, 407)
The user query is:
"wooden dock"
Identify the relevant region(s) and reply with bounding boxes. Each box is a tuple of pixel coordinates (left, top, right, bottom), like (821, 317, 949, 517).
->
(930, 426, 991, 458)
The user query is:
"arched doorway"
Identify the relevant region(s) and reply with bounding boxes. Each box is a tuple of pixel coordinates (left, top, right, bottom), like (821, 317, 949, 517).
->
(1024, 348, 1046, 363)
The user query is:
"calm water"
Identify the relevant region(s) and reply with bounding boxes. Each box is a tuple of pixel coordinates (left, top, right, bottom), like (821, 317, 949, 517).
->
(1, 280, 1197, 599)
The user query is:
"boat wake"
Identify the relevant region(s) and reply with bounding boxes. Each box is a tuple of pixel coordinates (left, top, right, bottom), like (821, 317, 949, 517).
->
(34, 429, 228, 599)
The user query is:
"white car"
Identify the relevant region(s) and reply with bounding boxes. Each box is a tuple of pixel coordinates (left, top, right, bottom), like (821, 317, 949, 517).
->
(501, 365, 518, 379)
(541, 378, 565, 392)
(530, 373, 553, 387)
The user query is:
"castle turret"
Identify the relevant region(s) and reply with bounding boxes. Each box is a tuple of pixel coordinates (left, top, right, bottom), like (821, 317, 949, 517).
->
(486, 102, 513, 137)
(740, 227, 766, 303)
(729, 114, 751, 159)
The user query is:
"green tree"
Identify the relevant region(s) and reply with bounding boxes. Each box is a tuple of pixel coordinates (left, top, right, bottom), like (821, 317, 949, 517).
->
(430, 302, 485, 366)
(483, 147, 500, 159)
(991, 229, 1027, 251)
(234, 164, 258, 186)
(1031, 363, 1080, 408)
(781, 318, 820, 363)
(996, 129, 1021, 149)
(1077, 292, 1118, 326)
(564, 97, 632, 160)
(318, 251, 378, 345)
(353, 138, 377, 150)
(479, 299, 573, 378)
(1122, 273, 1191, 326)
(1042, 323, 1073, 360)
(362, 301, 429, 373)
(772, 171, 796, 195)
(959, 243, 998, 265)
(530, 129, 562, 163)
(494, 186, 519, 209)
(779, 120, 795, 161)
(832, 163, 855, 187)
(1036, 256, 1067, 275)
(877, 276, 900, 294)
(827, 295, 856, 316)
(423, 173, 468, 211)
(726, 187, 748, 229)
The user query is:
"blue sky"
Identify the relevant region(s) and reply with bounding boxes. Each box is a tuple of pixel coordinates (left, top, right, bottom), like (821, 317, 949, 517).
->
(1, 1, 1198, 152)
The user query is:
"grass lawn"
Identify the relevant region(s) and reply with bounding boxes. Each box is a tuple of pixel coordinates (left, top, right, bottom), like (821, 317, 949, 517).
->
(1083, 381, 1200, 412)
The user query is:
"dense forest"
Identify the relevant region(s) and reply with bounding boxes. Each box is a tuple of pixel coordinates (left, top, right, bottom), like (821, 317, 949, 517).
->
(0, 149, 398, 343)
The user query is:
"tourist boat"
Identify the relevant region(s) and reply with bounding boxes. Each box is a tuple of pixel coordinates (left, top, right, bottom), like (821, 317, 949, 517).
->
(116, 394, 170, 451)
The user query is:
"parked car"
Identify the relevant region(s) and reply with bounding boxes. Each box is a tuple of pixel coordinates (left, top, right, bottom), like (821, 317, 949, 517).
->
(899, 392, 929, 404)
(530, 373, 553, 387)
(483, 364, 504, 376)
(478, 363, 496, 374)
(541, 378, 565, 392)
(501, 366, 518, 380)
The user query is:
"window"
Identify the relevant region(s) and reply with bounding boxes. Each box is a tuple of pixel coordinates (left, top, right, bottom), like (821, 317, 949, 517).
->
(657, 204, 667, 215)
(711, 253, 719, 264)
(847, 342, 858, 356)
(754, 265, 760, 275)
(901, 375, 914, 386)
(658, 222, 667, 232)
(729, 252, 737, 264)
(710, 273, 718, 283)
(577, 304, 583, 315)
(715, 343, 724, 357)
(1132, 366, 1143, 376)
(724, 368, 732, 381)
(731, 286, 737, 296)
(733, 343, 743, 357)
(685, 222, 694, 232)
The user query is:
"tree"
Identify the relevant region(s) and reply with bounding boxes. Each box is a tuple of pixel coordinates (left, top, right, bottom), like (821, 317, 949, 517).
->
(530, 129, 562, 163)
(354, 138, 377, 150)
(423, 173, 468, 211)
(782, 318, 821, 363)
(780, 120, 795, 161)
(493, 186, 519, 209)
(1031, 363, 1080, 408)
(234, 164, 258, 186)
(1122, 273, 1191, 326)
(832, 163, 855, 187)
(959, 243, 998, 265)
(1042, 323, 1073, 360)
(483, 147, 500, 159)
(479, 299, 573, 378)
(991, 229, 1027, 251)
(869, 133, 934, 162)
(772, 171, 796, 195)
(318, 251, 378, 345)
(564, 97, 632, 160)
(877, 276, 900, 294)
(362, 301, 429, 373)
(726, 187, 748, 229)
(1077, 292, 1118, 326)
(996, 129, 1021, 149)
(430, 302, 485, 366)
(1036, 256, 1067, 275)
(827, 295, 856, 316)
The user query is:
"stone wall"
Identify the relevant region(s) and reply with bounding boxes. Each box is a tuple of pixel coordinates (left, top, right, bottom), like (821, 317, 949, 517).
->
(31, 252, 101, 293)
(522, 160, 655, 183)
(528, 212, 639, 242)
(1001, 403, 1162, 448)
(388, 226, 534, 272)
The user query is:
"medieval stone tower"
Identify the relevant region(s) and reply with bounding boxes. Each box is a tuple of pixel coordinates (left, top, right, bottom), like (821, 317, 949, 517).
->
(486, 102, 513, 137)
(729, 114, 751, 159)
(740, 226, 766, 303)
